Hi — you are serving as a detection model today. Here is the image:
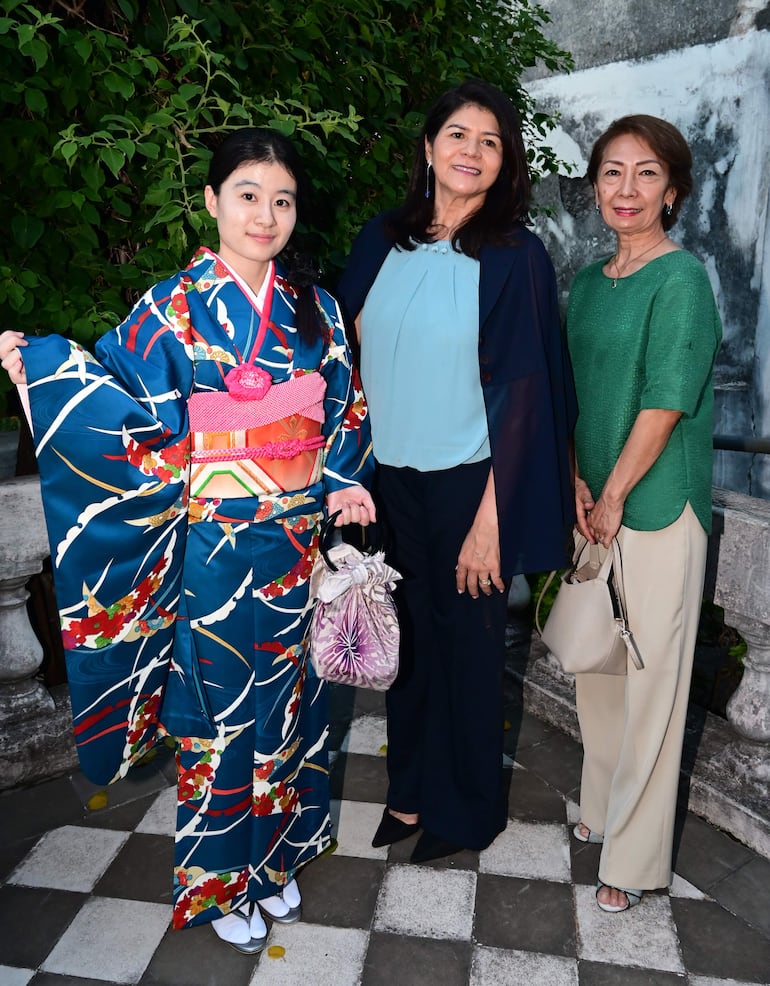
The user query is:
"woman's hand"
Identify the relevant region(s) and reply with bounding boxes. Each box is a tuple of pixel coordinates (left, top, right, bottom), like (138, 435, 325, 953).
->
(326, 486, 377, 528)
(0, 331, 27, 385)
(586, 493, 623, 548)
(574, 475, 596, 542)
(455, 469, 504, 598)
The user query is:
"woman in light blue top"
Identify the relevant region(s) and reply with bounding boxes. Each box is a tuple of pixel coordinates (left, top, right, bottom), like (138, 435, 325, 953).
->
(361, 241, 489, 469)
(338, 80, 576, 863)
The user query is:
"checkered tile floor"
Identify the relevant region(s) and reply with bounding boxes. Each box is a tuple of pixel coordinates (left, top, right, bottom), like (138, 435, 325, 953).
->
(2, 668, 770, 986)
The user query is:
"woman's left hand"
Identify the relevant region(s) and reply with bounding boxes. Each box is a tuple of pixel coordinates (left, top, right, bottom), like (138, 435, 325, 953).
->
(326, 486, 377, 528)
(586, 494, 623, 547)
(456, 510, 505, 598)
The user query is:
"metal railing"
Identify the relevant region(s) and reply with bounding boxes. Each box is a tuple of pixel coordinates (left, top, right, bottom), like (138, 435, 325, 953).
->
(714, 435, 770, 454)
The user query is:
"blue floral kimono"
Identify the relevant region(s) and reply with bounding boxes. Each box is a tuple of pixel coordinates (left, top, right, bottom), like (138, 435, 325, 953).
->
(22, 248, 372, 929)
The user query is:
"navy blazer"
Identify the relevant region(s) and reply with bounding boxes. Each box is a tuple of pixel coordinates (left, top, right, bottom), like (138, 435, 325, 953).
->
(338, 212, 577, 577)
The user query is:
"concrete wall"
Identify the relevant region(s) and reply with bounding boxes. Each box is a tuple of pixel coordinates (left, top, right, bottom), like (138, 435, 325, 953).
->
(523, 2, 770, 499)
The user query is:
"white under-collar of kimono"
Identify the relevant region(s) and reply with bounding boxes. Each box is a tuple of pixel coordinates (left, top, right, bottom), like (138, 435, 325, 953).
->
(204, 248, 274, 314)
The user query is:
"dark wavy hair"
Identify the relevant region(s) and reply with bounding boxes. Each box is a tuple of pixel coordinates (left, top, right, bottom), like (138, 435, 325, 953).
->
(587, 115, 693, 231)
(387, 79, 532, 256)
(207, 128, 323, 343)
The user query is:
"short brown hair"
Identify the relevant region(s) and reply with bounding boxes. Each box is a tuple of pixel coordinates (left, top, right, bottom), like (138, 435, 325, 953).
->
(587, 115, 693, 231)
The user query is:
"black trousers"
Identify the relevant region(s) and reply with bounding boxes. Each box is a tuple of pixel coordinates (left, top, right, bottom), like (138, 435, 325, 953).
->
(377, 460, 509, 850)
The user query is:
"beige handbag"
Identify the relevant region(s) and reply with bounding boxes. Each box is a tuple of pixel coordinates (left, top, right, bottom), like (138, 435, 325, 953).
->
(535, 534, 643, 675)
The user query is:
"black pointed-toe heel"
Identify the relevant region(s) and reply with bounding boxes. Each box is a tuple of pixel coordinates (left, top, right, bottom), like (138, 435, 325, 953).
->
(410, 830, 462, 864)
(371, 808, 420, 848)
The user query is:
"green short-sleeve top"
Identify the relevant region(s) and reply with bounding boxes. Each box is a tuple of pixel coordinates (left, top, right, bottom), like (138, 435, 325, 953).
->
(566, 250, 722, 533)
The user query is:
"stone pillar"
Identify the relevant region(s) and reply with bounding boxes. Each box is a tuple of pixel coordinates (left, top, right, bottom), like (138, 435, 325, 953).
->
(0, 477, 77, 788)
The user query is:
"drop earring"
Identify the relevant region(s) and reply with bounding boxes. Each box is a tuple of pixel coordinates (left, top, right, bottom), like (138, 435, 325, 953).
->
(595, 202, 601, 214)
(425, 160, 432, 199)
(664, 203, 673, 216)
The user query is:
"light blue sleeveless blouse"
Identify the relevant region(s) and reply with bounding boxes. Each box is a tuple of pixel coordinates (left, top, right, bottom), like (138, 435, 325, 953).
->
(359, 242, 490, 470)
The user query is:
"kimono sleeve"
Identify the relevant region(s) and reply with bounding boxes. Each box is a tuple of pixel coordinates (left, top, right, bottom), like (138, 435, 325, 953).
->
(20, 275, 196, 785)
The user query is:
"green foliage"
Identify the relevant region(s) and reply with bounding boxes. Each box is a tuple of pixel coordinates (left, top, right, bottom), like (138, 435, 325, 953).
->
(0, 0, 572, 387)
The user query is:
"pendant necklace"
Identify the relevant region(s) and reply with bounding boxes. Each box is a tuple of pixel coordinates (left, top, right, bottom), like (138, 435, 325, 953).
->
(610, 235, 668, 288)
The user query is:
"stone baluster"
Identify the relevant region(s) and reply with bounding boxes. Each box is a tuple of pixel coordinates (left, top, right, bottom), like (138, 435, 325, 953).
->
(0, 477, 77, 788)
(701, 489, 770, 819)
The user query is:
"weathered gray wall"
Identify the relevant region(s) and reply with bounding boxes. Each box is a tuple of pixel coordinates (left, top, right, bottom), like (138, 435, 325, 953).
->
(523, 2, 770, 499)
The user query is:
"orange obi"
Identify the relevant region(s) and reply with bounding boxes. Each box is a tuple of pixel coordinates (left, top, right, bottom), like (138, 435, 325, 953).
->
(188, 372, 327, 499)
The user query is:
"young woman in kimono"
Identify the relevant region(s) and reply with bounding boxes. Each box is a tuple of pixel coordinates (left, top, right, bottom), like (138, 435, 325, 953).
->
(0, 128, 375, 952)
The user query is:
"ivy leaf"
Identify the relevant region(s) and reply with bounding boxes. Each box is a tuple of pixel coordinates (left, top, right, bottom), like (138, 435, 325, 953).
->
(11, 214, 44, 249)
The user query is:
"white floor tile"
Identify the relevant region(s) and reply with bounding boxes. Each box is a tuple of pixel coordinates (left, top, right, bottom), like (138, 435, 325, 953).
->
(470, 946, 579, 986)
(8, 826, 129, 893)
(479, 820, 571, 882)
(670, 872, 709, 900)
(340, 715, 387, 757)
(374, 863, 476, 940)
(40, 896, 171, 982)
(575, 883, 684, 973)
(135, 785, 177, 836)
(0, 967, 35, 986)
(330, 799, 388, 859)
(565, 799, 581, 825)
(249, 923, 369, 986)
(689, 978, 766, 986)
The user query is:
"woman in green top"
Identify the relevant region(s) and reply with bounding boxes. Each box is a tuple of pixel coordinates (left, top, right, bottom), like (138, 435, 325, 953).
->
(566, 115, 722, 913)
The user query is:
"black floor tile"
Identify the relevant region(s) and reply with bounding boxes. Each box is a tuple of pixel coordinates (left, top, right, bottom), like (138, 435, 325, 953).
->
(672, 811, 755, 892)
(709, 854, 770, 936)
(79, 791, 163, 832)
(506, 710, 560, 754)
(0, 833, 37, 883)
(31, 975, 115, 986)
(0, 775, 84, 844)
(672, 897, 770, 981)
(352, 686, 387, 719)
(69, 753, 173, 811)
(387, 837, 478, 870)
(474, 874, 576, 956)
(139, 921, 257, 986)
(569, 838, 604, 886)
(514, 732, 584, 798)
(330, 752, 389, 804)
(0, 885, 85, 968)
(577, 960, 686, 984)
(507, 767, 569, 823)
(362, 931, 471, 986)
(93, 832, 175, 904)
(299, 851, 385, 928)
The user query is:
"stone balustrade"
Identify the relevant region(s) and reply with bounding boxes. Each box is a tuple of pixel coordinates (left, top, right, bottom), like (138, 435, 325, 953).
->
(0, 477, 77, 789)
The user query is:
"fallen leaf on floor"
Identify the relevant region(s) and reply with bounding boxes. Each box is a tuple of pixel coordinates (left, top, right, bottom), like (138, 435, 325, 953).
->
(379, 744, 388, 754)
(87, 790, 109, 811)
(267, 945, 286, 959)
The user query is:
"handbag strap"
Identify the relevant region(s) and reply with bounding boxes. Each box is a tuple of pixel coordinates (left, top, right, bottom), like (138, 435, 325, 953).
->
(319, 511, 386, 573)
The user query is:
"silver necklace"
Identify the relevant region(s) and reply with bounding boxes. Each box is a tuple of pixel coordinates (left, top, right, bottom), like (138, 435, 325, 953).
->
(610, 235, 668, 288)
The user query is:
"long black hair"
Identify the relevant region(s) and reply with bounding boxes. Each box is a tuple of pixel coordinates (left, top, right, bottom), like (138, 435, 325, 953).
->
(387, 80, 532, 256)
(207, 128, 323, 344)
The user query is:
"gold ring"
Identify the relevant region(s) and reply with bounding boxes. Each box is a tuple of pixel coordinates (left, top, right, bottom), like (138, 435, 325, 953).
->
(479, 578, 491, 586)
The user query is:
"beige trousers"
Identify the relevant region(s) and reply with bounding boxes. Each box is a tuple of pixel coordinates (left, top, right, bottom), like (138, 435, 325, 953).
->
(575, 502, 707, 890)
